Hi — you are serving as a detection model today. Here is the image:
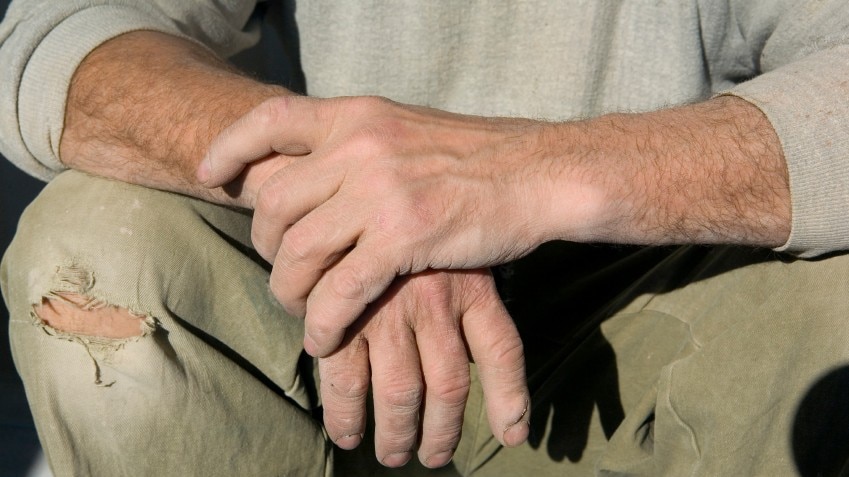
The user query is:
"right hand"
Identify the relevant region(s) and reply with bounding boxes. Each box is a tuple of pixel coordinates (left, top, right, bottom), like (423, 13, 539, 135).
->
(210, 144, 532, 465)
(200, 95, 555, 359)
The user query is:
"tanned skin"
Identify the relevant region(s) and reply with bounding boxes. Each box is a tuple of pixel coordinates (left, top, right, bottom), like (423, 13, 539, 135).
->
(58, 30, 790, 468)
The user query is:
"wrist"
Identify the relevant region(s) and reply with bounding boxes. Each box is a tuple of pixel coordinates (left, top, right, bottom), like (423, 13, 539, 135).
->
(524, 120, 622, 245)
(535, 97, 790, 247)
(60, 31, 292, 205)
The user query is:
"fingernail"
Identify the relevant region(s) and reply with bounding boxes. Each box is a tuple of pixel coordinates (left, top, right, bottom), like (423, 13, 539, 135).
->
(381, 451, 412, 468)
(334, 433, 363, 450)
(425, 450, 454, 468)
(196, 157, 210, 184)
(502, 420, 529, 447)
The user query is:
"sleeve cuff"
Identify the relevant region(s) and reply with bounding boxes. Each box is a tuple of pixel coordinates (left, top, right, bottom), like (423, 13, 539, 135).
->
(724, 45, 849, 258)
(18, 5, 190, 180)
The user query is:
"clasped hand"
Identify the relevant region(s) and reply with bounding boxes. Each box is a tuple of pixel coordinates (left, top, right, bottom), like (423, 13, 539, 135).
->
(199, 95, 544, 466)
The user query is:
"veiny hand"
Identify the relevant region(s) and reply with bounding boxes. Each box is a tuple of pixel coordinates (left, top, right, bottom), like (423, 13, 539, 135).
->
(199, 95, 555, 357)
(318, 269, 529, 468)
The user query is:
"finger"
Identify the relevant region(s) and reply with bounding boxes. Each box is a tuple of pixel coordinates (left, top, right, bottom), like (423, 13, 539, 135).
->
(367, 309, 423, 467)
(462, 274, 530, 447)
(318, 332, 370, 451)
(250, 156, 346, 260)
(267, 207, 362, 317)
(302, 245, 399, 357)
(415, 303, 470, 468)
(198, 96, 329, 187)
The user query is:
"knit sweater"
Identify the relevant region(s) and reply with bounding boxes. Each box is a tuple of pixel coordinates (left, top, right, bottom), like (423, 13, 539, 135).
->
(1, 0, 848, 256)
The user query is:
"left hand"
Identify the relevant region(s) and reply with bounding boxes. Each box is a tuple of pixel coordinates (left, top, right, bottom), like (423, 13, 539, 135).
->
(199, 95, 556, 357)
(318, 269, 529, 468)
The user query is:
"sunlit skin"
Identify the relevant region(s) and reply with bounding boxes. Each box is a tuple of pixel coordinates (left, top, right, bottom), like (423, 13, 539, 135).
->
(59, 31, 789, 468)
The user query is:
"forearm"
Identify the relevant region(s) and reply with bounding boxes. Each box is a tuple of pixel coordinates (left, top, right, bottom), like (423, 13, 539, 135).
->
(540, 96, 791, 248)
(60, 30, 290, 205)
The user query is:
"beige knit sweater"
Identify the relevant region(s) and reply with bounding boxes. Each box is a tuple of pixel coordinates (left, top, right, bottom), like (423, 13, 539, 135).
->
(1, 0, 848, 256)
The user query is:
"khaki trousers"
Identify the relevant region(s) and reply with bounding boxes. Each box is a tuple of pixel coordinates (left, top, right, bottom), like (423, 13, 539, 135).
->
(3, 170, 849, 476)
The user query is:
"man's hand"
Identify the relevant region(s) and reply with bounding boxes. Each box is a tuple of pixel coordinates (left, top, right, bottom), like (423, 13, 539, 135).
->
(199, 96, 554, 357)
(61, 32, 533, 462)
(199, 94, 791, 359)
(319, 269, 529, 468)
(61, 32, 790, 467)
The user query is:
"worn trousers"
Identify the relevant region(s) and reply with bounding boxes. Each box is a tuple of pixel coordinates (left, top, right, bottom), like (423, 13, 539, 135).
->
(3, 170, 849, 476)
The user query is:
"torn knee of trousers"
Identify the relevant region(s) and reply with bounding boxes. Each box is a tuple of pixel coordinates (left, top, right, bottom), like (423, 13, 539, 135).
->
(36, 294, 152, 338)
(30, 264, 156, 386)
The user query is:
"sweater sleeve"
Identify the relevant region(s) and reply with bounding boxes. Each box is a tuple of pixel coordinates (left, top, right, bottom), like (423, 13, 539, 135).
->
(715, 1, 849, 257)
(0, 0, 260, 182)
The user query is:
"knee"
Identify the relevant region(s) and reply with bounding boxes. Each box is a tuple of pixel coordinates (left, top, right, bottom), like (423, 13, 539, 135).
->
(7, 170, 203, 261)
(1, 170, 223, 344)
(36, 292, 152, 339)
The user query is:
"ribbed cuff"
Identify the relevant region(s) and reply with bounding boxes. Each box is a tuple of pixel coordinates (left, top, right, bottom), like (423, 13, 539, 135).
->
(724, 45, 849, 257)
(18, 5, 187, 179)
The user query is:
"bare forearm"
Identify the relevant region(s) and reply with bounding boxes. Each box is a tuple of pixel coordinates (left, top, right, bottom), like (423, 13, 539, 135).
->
(60, 30, 289, 205)
(541, 96, 791, 248)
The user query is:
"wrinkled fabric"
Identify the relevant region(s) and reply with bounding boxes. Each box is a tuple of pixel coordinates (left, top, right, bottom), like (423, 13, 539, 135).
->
(5, 171, 849, 475)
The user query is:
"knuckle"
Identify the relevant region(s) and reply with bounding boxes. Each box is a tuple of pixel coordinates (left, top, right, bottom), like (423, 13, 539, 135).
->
(255, 96, 290, 128)
(329, 268, 366, 302)
(280, 225, 316, 264)
(428, 372, 471, 406)
(464, 272, 499, 306)
(306, 320, 343, 352)
(254, 181, 284, 219)
(345, 128, 391, 159)
(326, 373, 370, 402)
(340, 99, 404, 155)
(488, 335, 526, 372)
(349, 95, 388, 115)
(415, 273, 453, 305)
(381, 382, 424, 413)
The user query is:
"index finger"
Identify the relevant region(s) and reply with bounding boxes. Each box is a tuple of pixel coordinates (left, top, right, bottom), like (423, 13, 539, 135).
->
(198, 95, 330, 187)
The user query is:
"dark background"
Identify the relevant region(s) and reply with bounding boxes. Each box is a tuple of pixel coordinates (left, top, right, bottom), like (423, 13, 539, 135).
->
(0, 161, 43, 477)
(1, 0, 52, 475)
